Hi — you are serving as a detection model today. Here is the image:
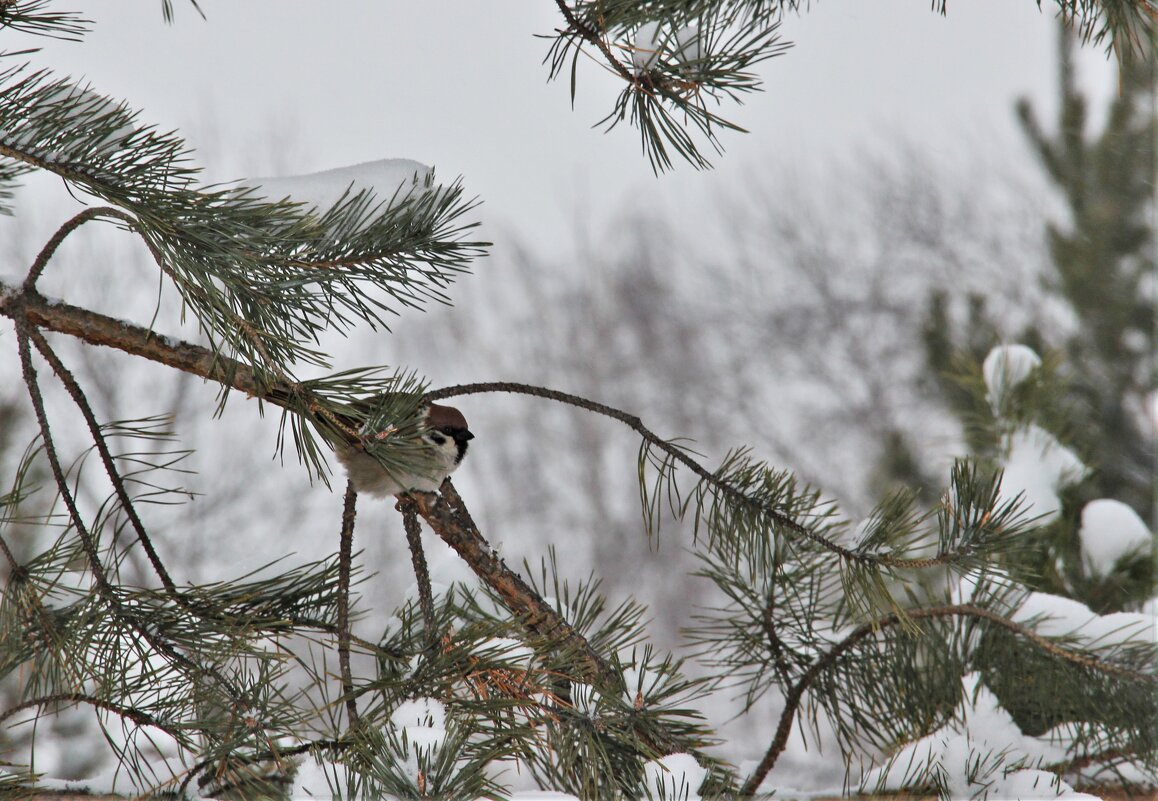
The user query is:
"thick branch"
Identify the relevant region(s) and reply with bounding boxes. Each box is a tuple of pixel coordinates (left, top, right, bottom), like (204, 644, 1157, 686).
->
(408, 481, 622, 691)
(0, 283, 291, 406)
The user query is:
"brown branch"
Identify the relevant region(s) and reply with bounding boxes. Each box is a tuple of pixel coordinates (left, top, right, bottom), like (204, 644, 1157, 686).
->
(0, 691, 178, 736)
(0, 285, 276, 399)
(0, 286, 933, 574)
(336, 480, 360, 730)
(26, 326, 182, 597)
(179, 736, 347, 797)
(407, 480, 620, 691)
(14, 316, 251, 710)
(553, 0, 637, 84)
(739, 603, 1157, 797)
(398, 494, 438, 653)
(24, 207, 122, 290)
(17, 322, 117, 598)
(426, 382, 878, 563)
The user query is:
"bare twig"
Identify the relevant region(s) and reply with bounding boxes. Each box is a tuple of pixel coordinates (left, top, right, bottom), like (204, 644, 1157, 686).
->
(26, 326, 182, 597)
(337, 480, 360, 730)
(17, 323, 117, 597)
(0, 692, 178, 735)
(14, 317, 249, 709)
(427, 381, 879, 563)
(398, 494, 438, 653)
(23, 207, 121, 291)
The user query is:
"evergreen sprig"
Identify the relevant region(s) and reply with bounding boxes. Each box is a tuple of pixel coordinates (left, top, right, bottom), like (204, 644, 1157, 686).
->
(0, 156, 30, 215)
(0, 62, 487, 381)
(0, 1, 91, 41)
(546, 1, 790, 171)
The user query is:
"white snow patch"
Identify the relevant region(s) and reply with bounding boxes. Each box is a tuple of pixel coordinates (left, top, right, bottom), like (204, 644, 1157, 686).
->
(477, 636, 535, 668)
(1078, 499, 1152, 577)
(1012, 591, 1155, 649)
(983, 344, 1041, 412)
(289, 756, 335, 799)
(391, 696, 447, 730)
(570, 682, 602, 717)
(862, 673, 1070, 799)
(245, 158, 434, 214)
(998, 425, 1088, 525)
(642, 752, 707, 800)
(673, 25, 702, 66)
(633, 21, 663, 71)
(389, 697, 449, 784)
(997, 769, 1103, 800)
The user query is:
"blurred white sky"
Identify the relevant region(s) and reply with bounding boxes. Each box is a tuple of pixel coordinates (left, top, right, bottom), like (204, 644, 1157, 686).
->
(17, 0, 1115, 251)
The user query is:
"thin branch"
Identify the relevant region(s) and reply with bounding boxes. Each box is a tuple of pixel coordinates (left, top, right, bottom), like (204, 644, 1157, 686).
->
(398, 494, 437, 653)
(26, 326, 182, 597)
(24, 206, 123, 291)
(426, 382, 877, 564)
(336, 480, 360, 730)
(179, 737, 347, 797)
(0, 286, 943, 574)
(0, 691, 177, 736)
(17, 322, 117, 597)
(553, 0, 637, 84)
(15, 319, 250, 708)
(739, 602, 1157, 796)
(761, 590, 794, 690)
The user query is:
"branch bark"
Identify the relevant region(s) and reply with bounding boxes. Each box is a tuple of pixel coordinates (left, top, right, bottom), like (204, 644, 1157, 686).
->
(0, 280, 623, 690)
(0, 284, 286, 404)
(408, 481, 623, 691)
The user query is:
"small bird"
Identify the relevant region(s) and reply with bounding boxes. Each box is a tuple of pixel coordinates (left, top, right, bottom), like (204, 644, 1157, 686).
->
(336, 402, 473, 497)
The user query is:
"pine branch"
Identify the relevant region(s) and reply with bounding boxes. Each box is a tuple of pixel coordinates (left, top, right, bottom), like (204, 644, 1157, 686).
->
(25, 327, 182, 596)
(23, 207, 118, 289)
(0, 64, 487, 374)
(0, 0, 91, 40)
(0, 157, 32, 215)
(0, 286, 975, 578)
(552, 0, 636, 84)
(739, 602, 1157, 796)
(546, 1, 789, 171)
(11, 311, 264, 725)
(427, 381, 965, 573)
(0, 692, 179, 738)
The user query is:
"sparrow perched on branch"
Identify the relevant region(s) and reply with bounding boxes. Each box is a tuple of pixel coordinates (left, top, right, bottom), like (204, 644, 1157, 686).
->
(336, 402, 473, 497)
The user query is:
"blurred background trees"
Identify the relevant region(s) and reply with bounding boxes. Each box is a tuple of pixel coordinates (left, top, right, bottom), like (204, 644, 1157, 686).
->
(0, 1, 1153, 795)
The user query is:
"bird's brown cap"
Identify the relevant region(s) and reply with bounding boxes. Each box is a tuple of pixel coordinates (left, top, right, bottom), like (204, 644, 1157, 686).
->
(427, 403, 469, 432)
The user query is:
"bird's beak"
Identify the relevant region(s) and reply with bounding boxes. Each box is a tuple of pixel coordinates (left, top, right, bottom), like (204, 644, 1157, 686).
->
(459, 430, 475, 441)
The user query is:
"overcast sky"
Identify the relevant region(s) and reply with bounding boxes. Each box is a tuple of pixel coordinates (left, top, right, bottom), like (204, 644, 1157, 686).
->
(17, 0, 1115, 252)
